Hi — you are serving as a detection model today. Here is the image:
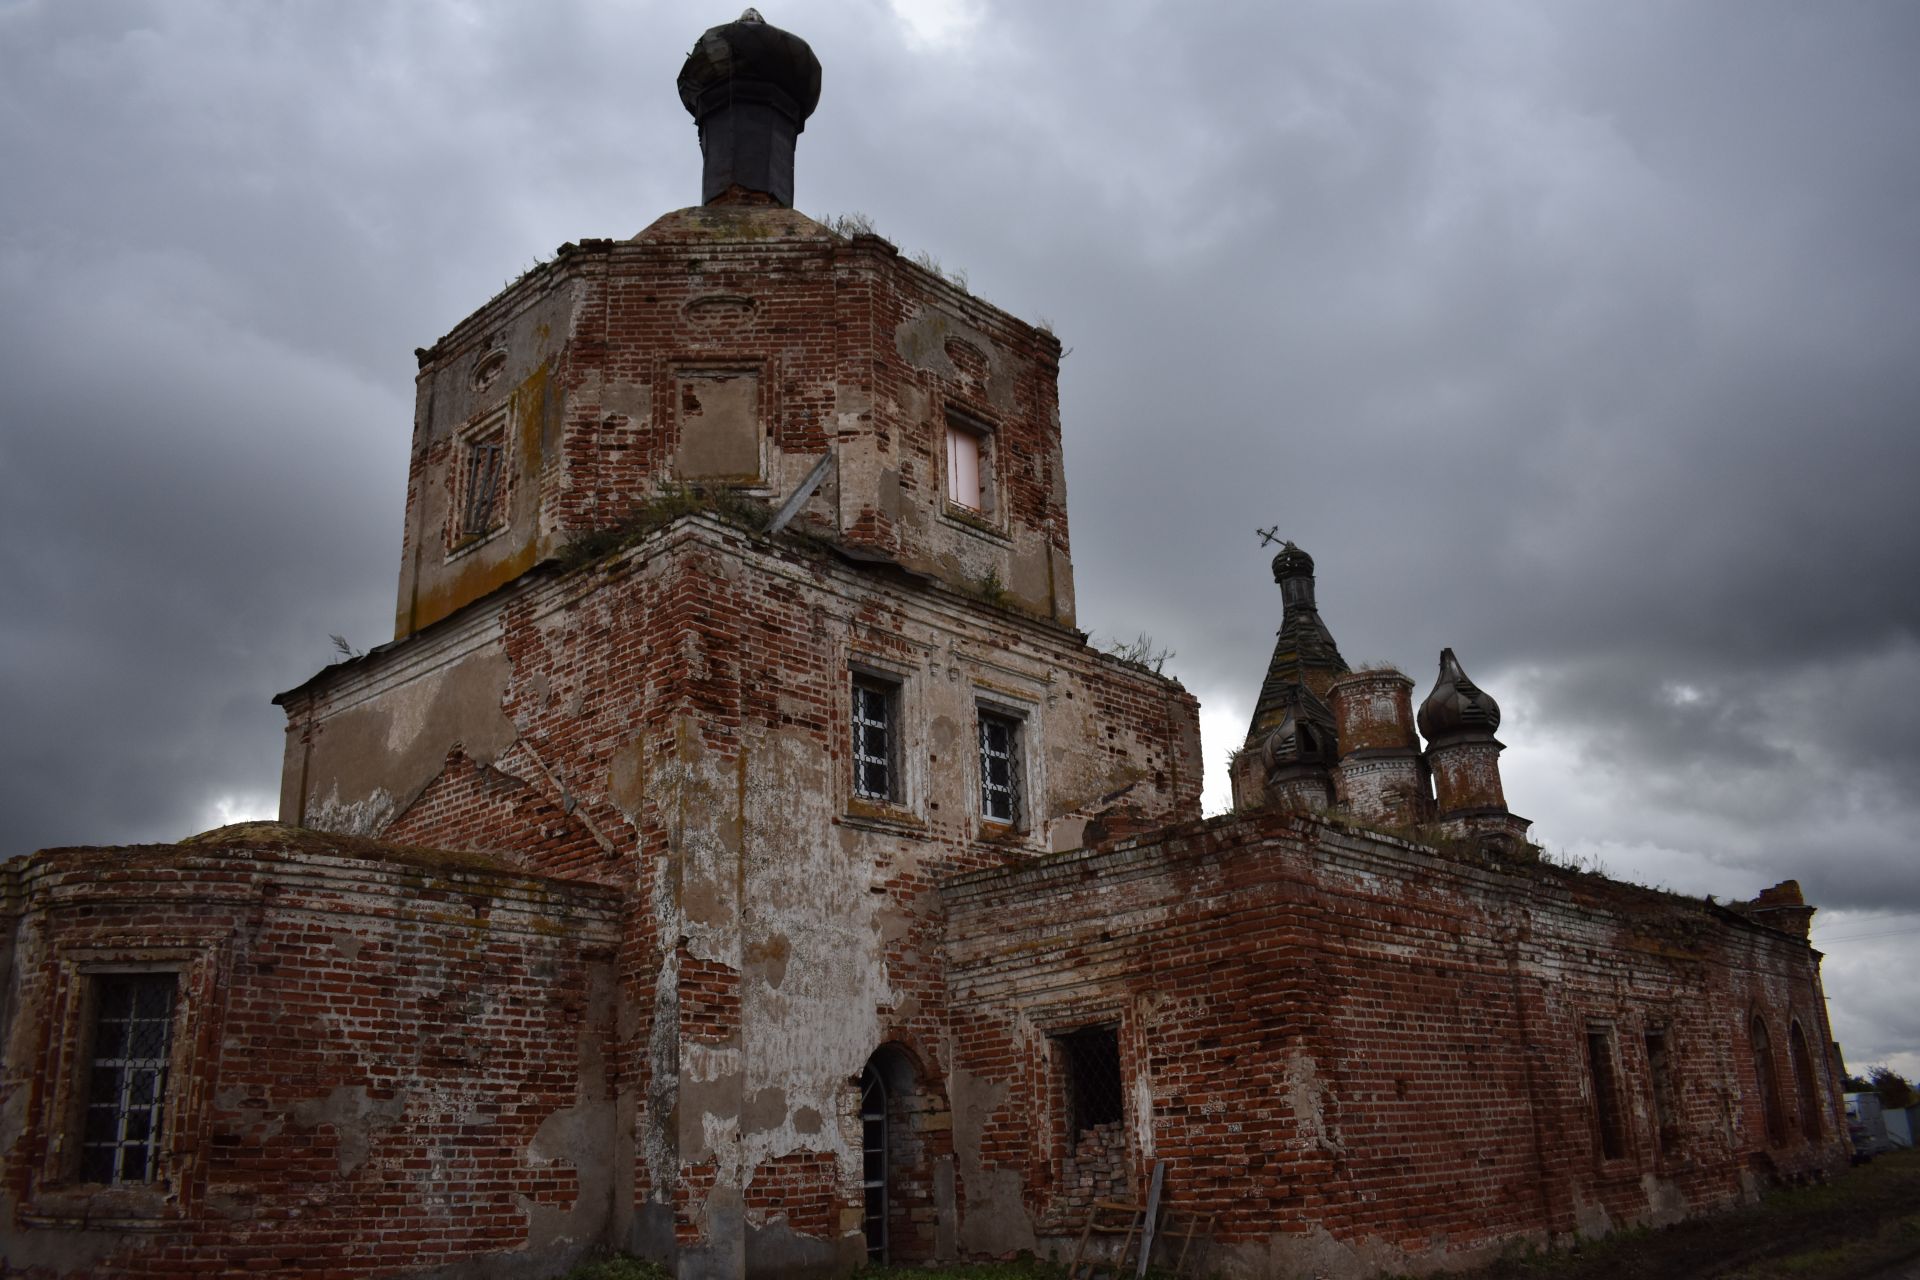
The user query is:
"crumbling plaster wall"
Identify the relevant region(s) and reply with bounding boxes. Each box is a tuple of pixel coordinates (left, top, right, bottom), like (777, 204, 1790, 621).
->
(394, 203, 1075, 642)
(397, 268, 581, 640)
(642, 529, 1178, 1275)
(277, 517, 1200, 1274)
(0, 827, 622, 1280)
(941, 811, 1848, 1279)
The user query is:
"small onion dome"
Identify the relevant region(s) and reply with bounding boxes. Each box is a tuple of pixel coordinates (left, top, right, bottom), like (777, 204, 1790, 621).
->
(1260, 686, 1337, 772)
(1271, 540, 1315, 584)
(1417, 647, 1502, 743)
(678, 11, 822, 126)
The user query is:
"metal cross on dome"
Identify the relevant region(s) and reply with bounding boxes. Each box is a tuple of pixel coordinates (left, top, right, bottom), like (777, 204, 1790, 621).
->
(1256, 526, 1281, 548)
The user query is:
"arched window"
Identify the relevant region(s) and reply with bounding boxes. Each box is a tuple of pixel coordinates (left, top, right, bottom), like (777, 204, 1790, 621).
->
(1749, 1015, 1787, 1146)
(1788, 1020, 1823, 1141)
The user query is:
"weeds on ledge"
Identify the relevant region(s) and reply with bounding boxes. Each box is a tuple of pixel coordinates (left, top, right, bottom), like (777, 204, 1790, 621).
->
(1099, 633, 1175, 675)
(557, 484, 772, 572)
(964, 567, 1012, 609)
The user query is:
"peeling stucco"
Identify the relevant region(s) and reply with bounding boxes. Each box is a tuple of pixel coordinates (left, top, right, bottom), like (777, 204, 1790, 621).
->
(298, 648, 516, 833)
(950, 1066, 1036, 1256)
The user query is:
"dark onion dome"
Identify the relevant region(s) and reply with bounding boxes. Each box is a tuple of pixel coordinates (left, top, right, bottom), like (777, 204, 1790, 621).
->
(1417, 647, 1502, 743)
(1271, 540, 1315, 584)
(678, 10, 822, 127)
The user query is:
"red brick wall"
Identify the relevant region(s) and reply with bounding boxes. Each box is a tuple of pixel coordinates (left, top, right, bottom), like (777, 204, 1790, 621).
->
(395, 207, 1074, 639)
(942, 811, 1849, 1273)
(0, 827, 622, 1279)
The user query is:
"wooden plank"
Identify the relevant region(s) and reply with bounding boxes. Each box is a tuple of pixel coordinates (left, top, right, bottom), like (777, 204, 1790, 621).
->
(1134, 1159, 1166, 1279)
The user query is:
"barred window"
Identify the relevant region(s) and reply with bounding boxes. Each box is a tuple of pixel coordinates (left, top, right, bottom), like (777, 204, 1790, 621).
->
(81, 974, 176, 1184)
(457, 416, 508, 542)
(978, 710, 1021, 826)
(852, 676, 899, 803)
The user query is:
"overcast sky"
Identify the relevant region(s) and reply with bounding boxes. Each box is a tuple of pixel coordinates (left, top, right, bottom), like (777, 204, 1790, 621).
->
(3, 1, 1917, 1077)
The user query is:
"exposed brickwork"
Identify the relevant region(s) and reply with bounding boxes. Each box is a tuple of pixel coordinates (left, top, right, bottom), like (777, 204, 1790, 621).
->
(394, 206, 1075, 640)
(1, 35, 1851, 1275)
(261, 513, 1199, 1276)
(383, 748, 616, 880)
(1046, 1123, 1129, 1228)
(942, 812, 1849, 1274)
(0, 827, 621, 1278)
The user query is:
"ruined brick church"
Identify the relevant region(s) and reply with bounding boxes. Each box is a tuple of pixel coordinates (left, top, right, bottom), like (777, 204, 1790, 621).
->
(1, 14, 1849, 1279)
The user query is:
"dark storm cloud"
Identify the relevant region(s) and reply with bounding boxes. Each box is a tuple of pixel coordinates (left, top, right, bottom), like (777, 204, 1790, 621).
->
(2, 0, 1916, 1061)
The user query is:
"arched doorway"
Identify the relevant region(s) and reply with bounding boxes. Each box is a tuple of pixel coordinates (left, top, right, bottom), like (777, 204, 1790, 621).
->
(858, 1043, 950, 1265)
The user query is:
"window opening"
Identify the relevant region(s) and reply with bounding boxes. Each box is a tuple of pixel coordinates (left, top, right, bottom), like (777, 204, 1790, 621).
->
(1788, 1021, 1822, 1141)
(1060, 1025, 1123, 1138)
(852, 677, 899, 803)
(460, 428, 506, 539)
(81, 974, 176, 1184)
(944, 417, 992, 513)
(978, 711, 1021, 826)
(860, 1064, 889, 1265)
(1645, 1029, 1679, 1154)
(1750, 1015, 1787, 1146)
(1585, 1027, 1626, 1160)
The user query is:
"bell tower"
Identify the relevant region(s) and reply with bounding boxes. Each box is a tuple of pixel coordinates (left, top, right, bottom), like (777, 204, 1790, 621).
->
(391, 12, 1076, 641)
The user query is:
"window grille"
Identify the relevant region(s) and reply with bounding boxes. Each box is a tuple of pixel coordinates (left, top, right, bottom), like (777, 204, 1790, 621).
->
(860, 1065, 889, 1264)
(81, 974, 176, 1184)
(852, 679, 897, 802)
(1586, 1028, 1626, 1160)
(978, 711, 1021, 826)
(1060, 1025, 1123, 1138)
(462, 436, 505, 537)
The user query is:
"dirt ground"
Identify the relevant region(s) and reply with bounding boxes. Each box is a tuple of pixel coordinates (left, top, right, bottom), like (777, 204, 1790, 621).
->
(566, 1151, 1920, 1280)
(1443, 1147, 1920, 1280)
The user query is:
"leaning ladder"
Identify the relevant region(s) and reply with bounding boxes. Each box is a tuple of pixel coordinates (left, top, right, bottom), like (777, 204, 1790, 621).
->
(1064, 1161, 1216, 1280)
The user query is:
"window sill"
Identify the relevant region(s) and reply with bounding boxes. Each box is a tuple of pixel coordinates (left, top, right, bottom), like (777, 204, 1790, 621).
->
(27, 1182, 177, 1227)
(841, 800, 927, 836)
(939, 504, 1011, 544)
(976, 819, 1033, 848)
(444, 524, 512, 564)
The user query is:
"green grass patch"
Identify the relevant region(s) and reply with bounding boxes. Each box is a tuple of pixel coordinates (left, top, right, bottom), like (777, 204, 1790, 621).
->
(558, 1257, 671, 1280)
(557, 484, 773, 573)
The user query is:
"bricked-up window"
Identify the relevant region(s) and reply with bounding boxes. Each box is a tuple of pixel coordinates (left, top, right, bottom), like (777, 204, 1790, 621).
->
(81, 975, 176, 1184)
(977, 710, 1022, 826)
(852, 676, 900, 803)
(1645, 1029, 1680, 1154)
(1585, 1027, 1626, 1160)
(1789, 1021, 1823, 1141)
(1751, 1015, 1787, 1146)
(458, 417, 508, 541)
(945, 415, 994, 514)
(1060, 1025, 1123, 1139)
(674, 367, 763, 483)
